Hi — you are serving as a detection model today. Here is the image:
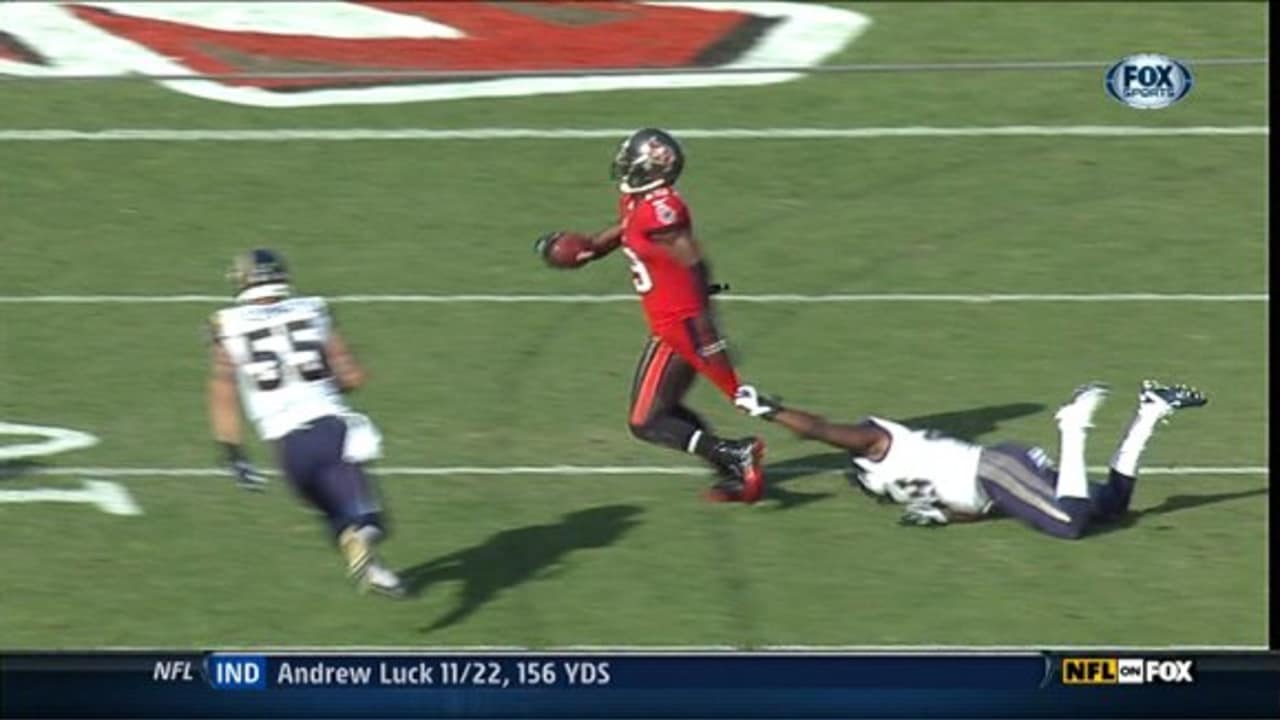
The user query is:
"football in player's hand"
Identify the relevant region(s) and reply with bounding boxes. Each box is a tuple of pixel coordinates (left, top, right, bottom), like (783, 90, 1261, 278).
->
(537, 232, 593, 269)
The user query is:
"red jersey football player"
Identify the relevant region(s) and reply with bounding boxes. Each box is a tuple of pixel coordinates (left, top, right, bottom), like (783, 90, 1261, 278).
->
(536, 128, 765, 503)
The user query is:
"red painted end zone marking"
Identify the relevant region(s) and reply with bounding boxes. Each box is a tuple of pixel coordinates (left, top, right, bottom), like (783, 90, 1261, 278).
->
(68, 1, 755, 89)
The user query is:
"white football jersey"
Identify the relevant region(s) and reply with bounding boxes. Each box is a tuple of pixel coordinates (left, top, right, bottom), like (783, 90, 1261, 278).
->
(212, 296, 350, 440)
(851, 416, 992, 515)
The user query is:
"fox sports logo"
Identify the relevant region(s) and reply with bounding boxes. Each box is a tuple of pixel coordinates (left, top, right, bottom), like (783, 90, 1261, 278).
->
(1105, 54, 1193, 109)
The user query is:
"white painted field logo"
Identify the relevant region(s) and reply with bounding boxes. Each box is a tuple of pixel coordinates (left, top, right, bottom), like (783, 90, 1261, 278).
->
(0, 421, 141, 516)
(1105, 54, 1193, 109)
(0, 421, 98, 463)
(0, 2, 870, 108)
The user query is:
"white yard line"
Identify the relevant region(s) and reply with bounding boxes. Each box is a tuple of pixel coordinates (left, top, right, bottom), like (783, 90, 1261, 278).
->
(9, 56, 1266, 81)
(10, 465, 1269, 478)
(0, 126, 1267, 142)
(114, 644, 1265, 652)
(0, 293, 1267, 305)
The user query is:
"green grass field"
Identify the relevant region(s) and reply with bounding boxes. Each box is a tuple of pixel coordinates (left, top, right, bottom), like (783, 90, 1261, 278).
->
(0, 2, 1267, 648)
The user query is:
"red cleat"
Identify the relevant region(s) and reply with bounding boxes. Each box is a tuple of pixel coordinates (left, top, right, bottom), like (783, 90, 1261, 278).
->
(738, 437, 766, 503)
(703, 437, 766, 504)
(704, 480, 746, 503)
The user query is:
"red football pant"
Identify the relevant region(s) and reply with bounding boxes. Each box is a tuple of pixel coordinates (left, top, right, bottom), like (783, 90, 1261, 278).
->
(629, 315, 740, 428)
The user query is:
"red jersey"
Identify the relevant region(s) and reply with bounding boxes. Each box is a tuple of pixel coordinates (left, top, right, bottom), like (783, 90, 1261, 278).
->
(618, 187, 705, 330)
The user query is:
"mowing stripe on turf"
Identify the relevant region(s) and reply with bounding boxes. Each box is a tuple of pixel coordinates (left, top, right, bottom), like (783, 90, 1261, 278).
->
(0, 126, 1267, 141)
(7, 466, 1268, 478)
(0, 293, 1267, 304)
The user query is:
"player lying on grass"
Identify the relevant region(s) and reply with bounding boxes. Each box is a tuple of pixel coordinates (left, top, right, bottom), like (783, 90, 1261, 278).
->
(535, 128, 765, 503)
(206, 249, 403, 596)
(733, 380, 1207, 538)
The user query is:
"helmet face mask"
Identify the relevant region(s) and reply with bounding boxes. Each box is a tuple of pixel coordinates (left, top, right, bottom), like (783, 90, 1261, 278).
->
(611, 128, 685, 194)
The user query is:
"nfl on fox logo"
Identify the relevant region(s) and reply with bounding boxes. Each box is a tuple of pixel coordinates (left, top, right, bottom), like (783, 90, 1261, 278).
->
(1105, 54, 1194, 109)
(1062, 657, 1195, 685)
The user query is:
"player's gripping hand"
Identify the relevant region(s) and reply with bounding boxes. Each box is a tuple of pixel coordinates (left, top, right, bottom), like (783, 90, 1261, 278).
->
(734, 385, 782, 420)
(221, 443, 267, 492)
(900, 499, 949, 527)
(535, 231, 595, 269)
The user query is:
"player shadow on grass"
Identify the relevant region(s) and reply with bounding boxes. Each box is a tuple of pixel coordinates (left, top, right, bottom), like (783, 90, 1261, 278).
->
(0, 460, 47, 481)
(1086, 487, 1269, 537)
(400, 505, 644, 633)
(764, 402, 1046, 510)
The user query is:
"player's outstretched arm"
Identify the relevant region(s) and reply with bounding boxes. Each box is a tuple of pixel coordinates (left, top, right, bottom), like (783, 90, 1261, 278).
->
(774, 409, 886, 457)
(325, 330, 366, 392)
(208, 344, 243, 448)
(586, 223, 625, 258)
(207, 343, 267, 491)
(534, 225, 623, 268)
(735, 385, 888, 458)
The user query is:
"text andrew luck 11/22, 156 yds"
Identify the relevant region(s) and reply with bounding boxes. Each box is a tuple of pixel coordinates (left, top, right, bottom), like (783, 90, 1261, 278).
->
(265, 659, 612, 688)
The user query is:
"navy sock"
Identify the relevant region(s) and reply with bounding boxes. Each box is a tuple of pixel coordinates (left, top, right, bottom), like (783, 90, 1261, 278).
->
(1092, 470, 1137, 520)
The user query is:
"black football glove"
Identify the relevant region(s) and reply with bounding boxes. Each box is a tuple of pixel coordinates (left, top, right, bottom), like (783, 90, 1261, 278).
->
(221, 443, 267, 492)
(691, 261, 732, 300)
(533, 231, 564, 268)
